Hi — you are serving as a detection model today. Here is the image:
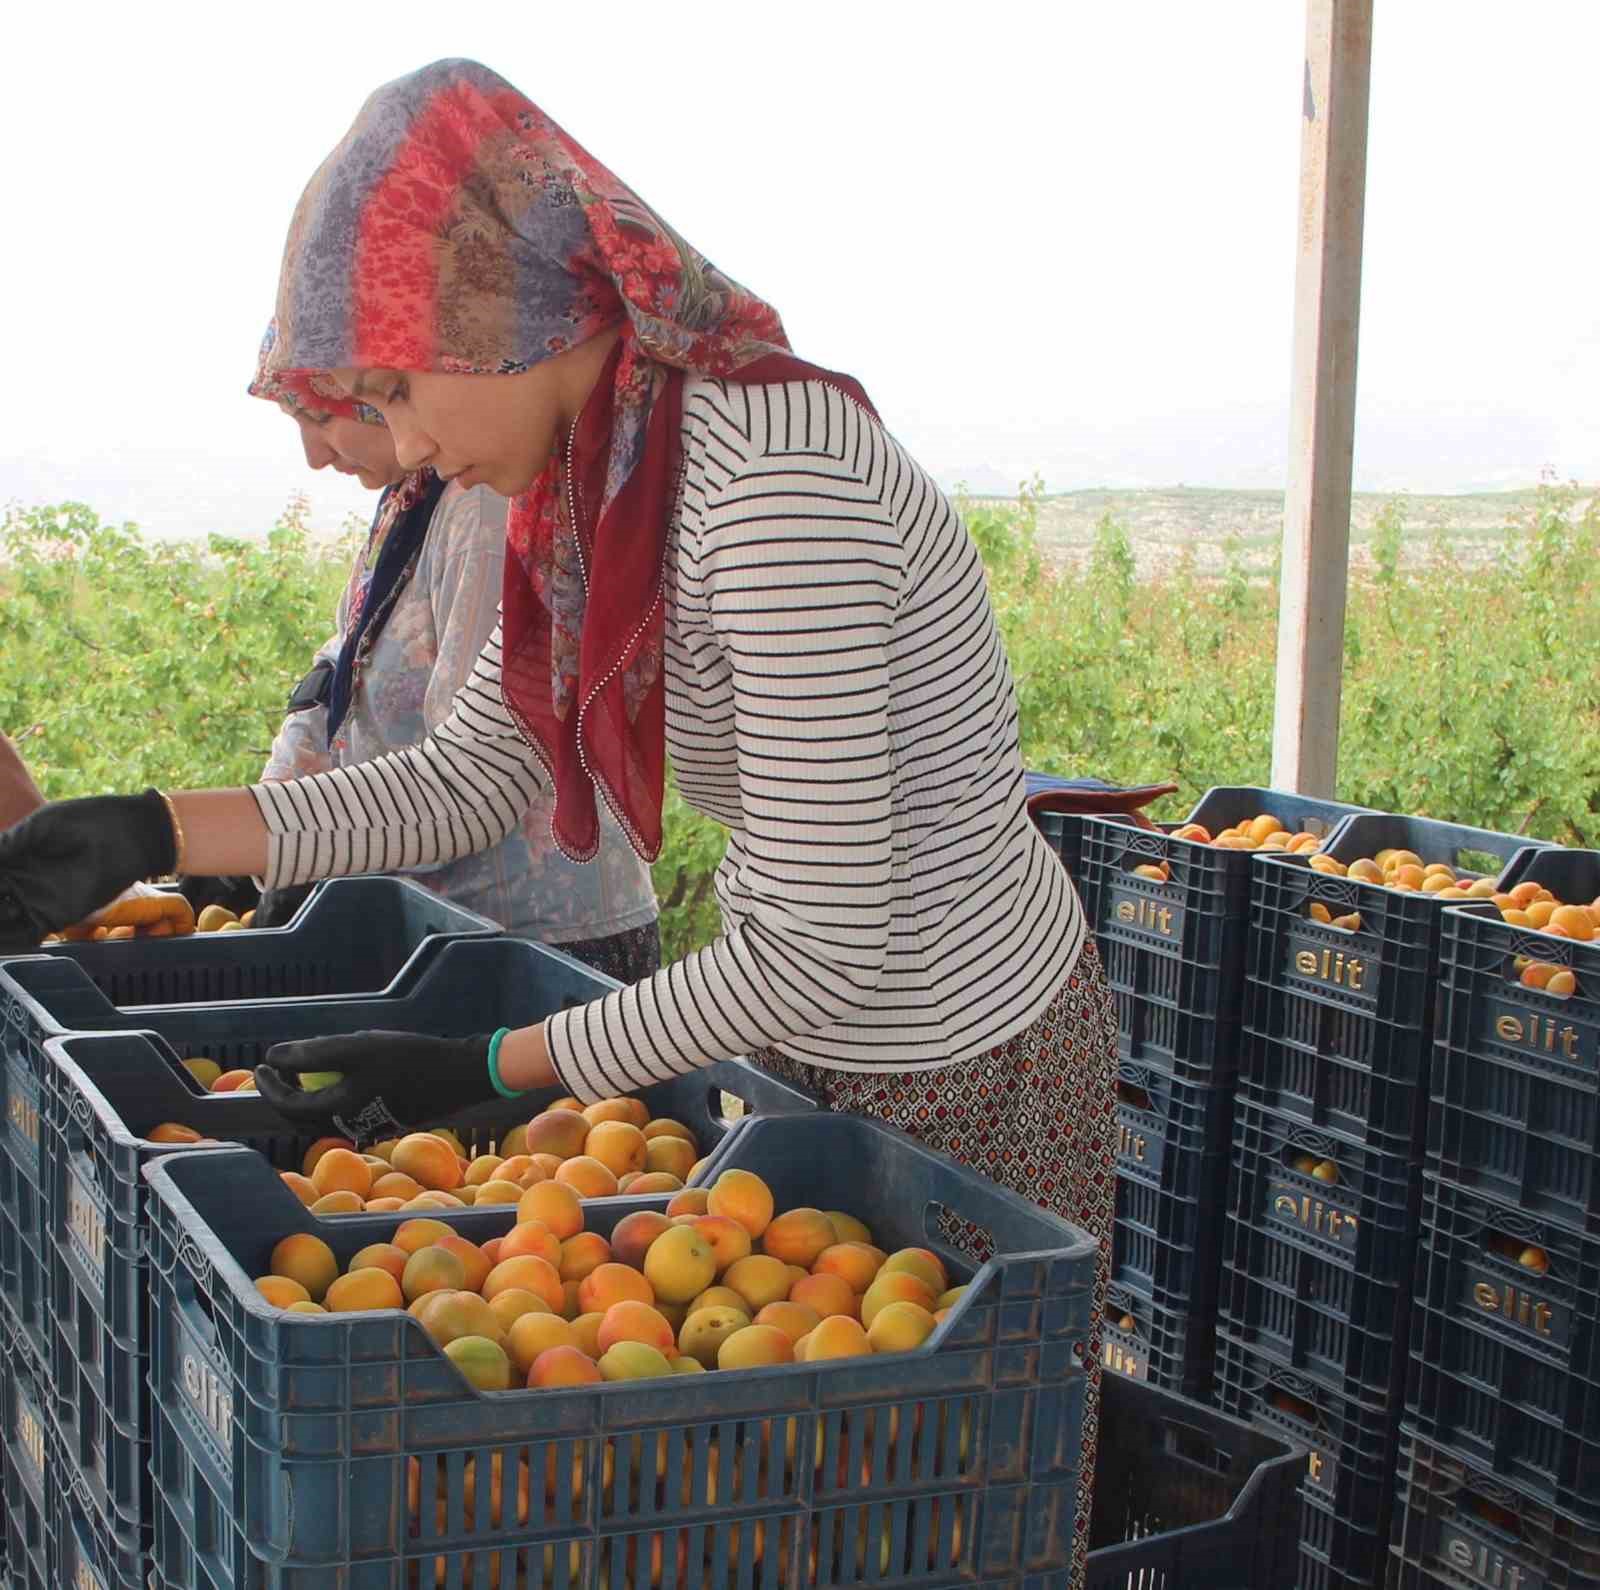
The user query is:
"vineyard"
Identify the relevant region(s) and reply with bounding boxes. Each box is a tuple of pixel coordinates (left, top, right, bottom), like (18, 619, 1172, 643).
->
(3, 483, 1598, 962)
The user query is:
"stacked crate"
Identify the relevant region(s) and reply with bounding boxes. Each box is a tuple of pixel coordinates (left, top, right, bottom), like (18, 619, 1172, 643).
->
(1075, 787, 1370, 1398)
(1391, 845, 1600, 1589)
(1215, 815, 1545, 1590)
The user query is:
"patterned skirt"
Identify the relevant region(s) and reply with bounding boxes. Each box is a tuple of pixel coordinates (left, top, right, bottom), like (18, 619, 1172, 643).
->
(558, 920, 662, 983)
(756, 939, 1118, 1590)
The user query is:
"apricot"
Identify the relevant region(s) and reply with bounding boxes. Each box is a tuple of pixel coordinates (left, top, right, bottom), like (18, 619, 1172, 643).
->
(211, 1069, 255, 1093)
(1308, 902, 1333, 924)
(814, 1243, 883, 1293)
(881, 1247, 949, 1296)
(285, 1300, 327, 1315)
(643, 1225, 718, 1304)
(402, 1246, 467, 1304)
(416, 1290, 504, 1349)
(1521, 961, 1559, 990)
(867, 1300, 938, 1354)
(562, 1281, 584, 1318)
(530, 1345, 604, 1387)
(525, 1110, 591, 1161)
(1424, 864, 1457, 881)
(861, 1272, 936, 1328)
(484, 1255, 565, 1311)
(598, 1342, 672, 1380)
(555, 1155, 619, 1199)
(1466, 878, 1500, 899)
(707, 1170, 775, 1238)
(1547, 969, 1578, 997)
(391, 1133, 463, 1192)
(610, 1210, 673, 1270)
(689, 1214, 753, 1273)
(583, 1097, 650, 1130)
(364, 1198, 404, 1213)
(528, 1153, 565, 1182)
(761, 1208, 837, 1268)
(1346, 858, 1384, 885)
(1311, 1160, 1341, 1185)
(825, 1211, 874, 1246)
(689, 1285, 749, 1316)
(279, 1171, 319, 1207)
(148, 1122, 205, 1145)
(1391, 864, 1426, 890)
(1518, 1245, 1550, 1274)
(496, 1124, 529, 1158)
(494, 1154, 541, 1186)
(443, 1335, 514, 1391)
(644, 1136, 698, 1183)
(486, 1288, 551, 1334)
(643, 1118, 695, 1144)
(369, 1172, 423, 1201)
(717, 1323, 794, 1370)
(936, 1285, 968, 1311)
(1308, 855, 1346, 876)
(270, 1233, 340, 1301)
(348, 1243, 410, 1284)
(667, 1188, 711, 1218)
(308, 1148, 371, 1200)
(507, 1311, 578, 1375)
(518, 1181, 584, 1241)
(256, 1275, 311, 1309)
(756, 1301, 823, 1344)
(393, 1218, 457, 1256)
(325, 1267, 404, 1312)
(1172, 823, 1210, 842)
(559, 1232, 613, 1283)
(1550, 906, 1594, 941)
(597, 1300, 677, 1355)
(571, 1313, 605, 1359)
(473, 1179, 524, 1207)
(724, 1255, 792, 1312)
(433, 1234, 492, 1294)
(301, 1136, 356, 1177)
(1502, 909, 1535, 928)
(585, 1121, 648, 1179)
(578, 1262, 655, 1315)
(498, 1220, 562, 1268)
(790, 1272, 857, 1320)
(687, 1157, 712, 1185)
(1524, 900, 1558, 928)
(671, 1357, 705, 1375)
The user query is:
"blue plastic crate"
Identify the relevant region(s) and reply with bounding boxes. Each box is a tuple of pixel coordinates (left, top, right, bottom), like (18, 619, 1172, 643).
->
(1100, 1279, 1215, 1399)
(1078, 786, 1372, 1089)
(56, 1465, 149, 1590)
(1084, 1372, 1303, 1589)
(1, 1318, 57, 1590)
(1247, 815, 1551, 1160)
(1212, 1331, 1400, 1590)
(142, 1113, 1096, 1584)
(1390, 1429, 1600, 1590)
(1429, 853, 1600, 1233)
(42, 1023, 816, 1563)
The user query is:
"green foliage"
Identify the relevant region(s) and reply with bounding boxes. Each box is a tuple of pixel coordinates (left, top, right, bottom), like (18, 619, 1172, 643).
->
(8, 484, 1600, 964)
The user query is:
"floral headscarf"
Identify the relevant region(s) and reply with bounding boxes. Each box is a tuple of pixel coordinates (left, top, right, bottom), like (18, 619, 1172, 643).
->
(254, 58, 873, 862)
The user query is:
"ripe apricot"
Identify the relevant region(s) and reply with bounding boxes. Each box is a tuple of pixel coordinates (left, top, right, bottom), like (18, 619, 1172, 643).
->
(861, 1272, 936, 1328)
(756, 1301, 823, 1344)
(571, 1313, 605, 1358)
(554, 1156, 619, 1199)
(473, 1179, 524, 1207)
(598, 1342, 673, 1381)
(691, 1214, 753, 1273)
(486, 1288, 551, 1334)
(667, 1188, 711, 1218)
(643, 1118, 695, 1144)
(643, 1225, 718, 1304)
(484, 1255, 565, 1311)
(310, 1149, 372, 1200)
(1391, 865, 1426, 890)
(301, 1136, 356, 1176)
(596, 1300, 676, 1355)
(790, 1272, 857, 1320)
(1524, 900, 1558, 928)
(493, 1154, 540, 1186)
(363, 1198, 404, 1213)
(1549, 906, 1594, 942)
(402, 1246, 468, 1304)
(285, 1300, 327, 1315)
(796, 1315, 873, 1361)
(444, 1336, 514, 1392)
(761, 1208, 837, 1268)
(464, 1155, 504, 1187)
(707, 1170, 775, 1238)
(717, 1323, 794, 1370)
(610, 1210, 673, 1270)
(825, 1211, 873, 1246)
(644, 1135, 698, 1183)
(1424, 864, 1457, 881)
(270, 1233, 340, 1301)
(578, 1262, 655, 1315)
(518, 1181, 584, 1241)
(530, 1345, 604, 1388)
(325, 1267, 404, 1312)
(585, 1121, 648, 1179)
(256, 1275, 311, 1309)
(393, 1218, 457, 1256)
(148, 1122, 205, 1145)
(558, 1232, 612, 1283)
(211, 1069, 255, 1092)
(507, 1312, 578, 1375)
(1502, 909, 1535, 928)
(279, 1171, 319, 1207)
(627, 1172, 684, 1195)
(881, 1248, 949, 1296)
(689, 1285, 749, 1316)
(1521, 961, 1559, 990)
(368, 1172, 422, 1202)
(583, 1097, 650, 1130)
(391, 1134, 463, 1192)
(433, 1235, 492, 1294)
(1547, 969, 1578, 997)
(416, 1290, 504, 1349)
(310, 1190, 364, 1216)
(348, 1243, 410, 1284)
(814, 1243, 883, 1293)
(527, 1153, 565, 1182)
(1308, 902, 1333, 924)
(1346, 858, 1384, 885)
(867, 1300, 938, 1354)
(562, 1281, 584, 1318)
(1420, 875, 1456, 896)
(525, 1110, 591, 1161)
(498, 1220, 562, 1268)
(724, 1255, 791, 1313)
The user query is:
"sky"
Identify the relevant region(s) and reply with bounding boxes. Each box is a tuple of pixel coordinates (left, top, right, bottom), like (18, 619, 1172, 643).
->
(2, 1, 1595, 538)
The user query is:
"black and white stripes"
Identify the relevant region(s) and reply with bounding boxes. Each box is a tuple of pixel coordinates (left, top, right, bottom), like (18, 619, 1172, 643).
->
(253, 378, 1085, 1100)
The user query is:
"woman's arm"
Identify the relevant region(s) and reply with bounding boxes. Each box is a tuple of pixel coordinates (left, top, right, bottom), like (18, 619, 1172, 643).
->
(0, 735, 45, 829)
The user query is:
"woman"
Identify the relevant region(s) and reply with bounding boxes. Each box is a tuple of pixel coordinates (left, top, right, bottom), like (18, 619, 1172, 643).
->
(252, 346, 660, 977)
(0, 60, 1114, 1576)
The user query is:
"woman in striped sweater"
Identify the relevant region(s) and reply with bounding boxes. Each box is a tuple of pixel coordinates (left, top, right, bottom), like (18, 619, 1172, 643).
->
(0, 60, 1115, 1573)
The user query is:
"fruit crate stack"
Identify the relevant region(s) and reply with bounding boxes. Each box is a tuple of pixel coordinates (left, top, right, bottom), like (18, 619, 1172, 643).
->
(1077, 786, 1372, 1399)
(1215, 813, 1549, 1590)
(1391, 843, 1600, 1590)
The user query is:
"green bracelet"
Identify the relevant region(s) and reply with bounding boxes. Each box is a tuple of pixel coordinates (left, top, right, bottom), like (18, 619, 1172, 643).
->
(486, 1028, 525, 1100)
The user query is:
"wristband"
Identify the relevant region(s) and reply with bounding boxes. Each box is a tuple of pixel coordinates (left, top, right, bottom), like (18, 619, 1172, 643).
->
(486, 1027, 525, 1099)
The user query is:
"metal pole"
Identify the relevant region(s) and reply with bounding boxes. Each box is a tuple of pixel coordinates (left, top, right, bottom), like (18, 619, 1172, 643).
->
(1269, 0, 1373, 796)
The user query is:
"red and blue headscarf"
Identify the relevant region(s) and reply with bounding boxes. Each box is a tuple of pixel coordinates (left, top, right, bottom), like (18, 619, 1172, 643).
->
(253, 58, 872, 861)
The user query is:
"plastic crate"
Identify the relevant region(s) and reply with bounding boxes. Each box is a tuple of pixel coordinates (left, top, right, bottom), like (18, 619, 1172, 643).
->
(1226, 1096, 1423, 1289)
(1405, 1293, 1600, 1527)
(1114, 1062, 1234, 1195)
(1428, 852, 1600, 1232)
(1112, 1154, 1227, 1311)
(1083, 1372, 1304, 1589)
(1, 1320, 57, 1590)
(1078, 786, 1371, 1089)
(1389, 1429, 1600, 1590)
(1100, 1280, 1214, 1398)
(56, 1467, 148, 1590)
(1213, 1332, 1399, 1590)
(1218, 1205, 1409, 1409)
(1247, 816, 1549, 1163)
(41, 1025, 816, 1561)
(143, 1112, 1097, 1584)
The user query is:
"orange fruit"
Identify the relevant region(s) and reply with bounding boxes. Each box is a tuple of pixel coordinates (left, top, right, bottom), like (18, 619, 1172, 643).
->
(402, 1246, 468, 1304)
(483, 1255, 565, 1312)
(270, 1233, 339, 1302)
(324, 1267, 404, 1312)
(256, 1275, 311, 1309)
(813, 1243, 882, 1293)
(691, 1215, 753, 1272)
(279, 1171, 319, 1207)
(558, 1232, 613, 1283)
(347, 1243, 410, 1284)
(434, 1235, 492, 1294)
(796, 1315, 873, 1361)
(755, 1301, 823, 1344)
(790, 1272, 857, 1320)
(498, 1220, 562, 1268)
(584, 1121, 648, 1179)
(370, 1172, 424, 1202)
(761, 1208, 837, 1268)
(529, 1345, 603, 1387)
(525, 1111, 591, 1161)
(518, 1181, 584, 1241)
(643, 1226, 718, 1304)
(578, 1262, 655, 1315)
(880, 1248, 949, 1296)
(507, 1311, 578, 1375)
(596, 1300, 676, 1355)
(570, 1313, 605, 1359)
(414, 1290, 504, 1349)
(707, 1170, 774, 1238)
(311, 1149, 373, 1201)
(554, 1156, 619, 1199)
(723, 1255, 791, 1313)
(717, 1324, 794, 1370)
(666, 1188, 711, 1218)
(610, 1210, 673, 1270)
(391, 1134, 463, 1192)
(443, 1336, 513, 1392)
(582, 1098, 650, 1130)
(644, 1136, 697, 1182)
(393, 1218, 457, 1256)
(860, 1272, 936, 1328)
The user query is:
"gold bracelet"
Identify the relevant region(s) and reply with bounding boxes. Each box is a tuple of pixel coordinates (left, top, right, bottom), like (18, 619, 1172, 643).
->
(156, 790, 186, 878)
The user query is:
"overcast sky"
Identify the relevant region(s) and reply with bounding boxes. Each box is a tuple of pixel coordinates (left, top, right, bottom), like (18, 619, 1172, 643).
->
(3, 1, 1594, 537)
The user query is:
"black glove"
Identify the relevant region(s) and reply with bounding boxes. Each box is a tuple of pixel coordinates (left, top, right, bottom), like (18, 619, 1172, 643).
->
(254, 1029, 540, 1143)
(0, 790, 177, 952)
(178, 875, 262, 918)
(253, 883, 315, 930)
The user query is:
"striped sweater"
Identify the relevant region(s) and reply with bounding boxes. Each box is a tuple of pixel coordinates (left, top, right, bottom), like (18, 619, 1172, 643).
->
(252, 378, 1086, 1100)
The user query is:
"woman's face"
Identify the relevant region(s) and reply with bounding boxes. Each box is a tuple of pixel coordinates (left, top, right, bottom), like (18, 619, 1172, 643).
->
(292, 413, 407, 490)
(332, 366, 561, 498)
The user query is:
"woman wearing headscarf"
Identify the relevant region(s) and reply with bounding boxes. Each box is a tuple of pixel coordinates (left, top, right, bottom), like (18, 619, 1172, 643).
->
(0, 60, 1115, 1574)
(251, 344, 660, 975)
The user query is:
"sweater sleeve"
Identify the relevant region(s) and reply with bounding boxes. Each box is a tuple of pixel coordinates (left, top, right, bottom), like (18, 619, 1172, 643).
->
(260, 630, 342, 783)
(542, 454, 898, 1102)
(248, 624, 546, 885)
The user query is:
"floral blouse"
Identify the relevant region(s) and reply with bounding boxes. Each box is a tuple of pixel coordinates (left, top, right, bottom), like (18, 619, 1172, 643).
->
(262, 482, 658, 944)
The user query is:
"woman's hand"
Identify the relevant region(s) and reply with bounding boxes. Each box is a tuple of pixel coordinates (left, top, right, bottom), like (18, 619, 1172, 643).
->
(253, 1028, 562, 1142)
(0, 790, 177, 951)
